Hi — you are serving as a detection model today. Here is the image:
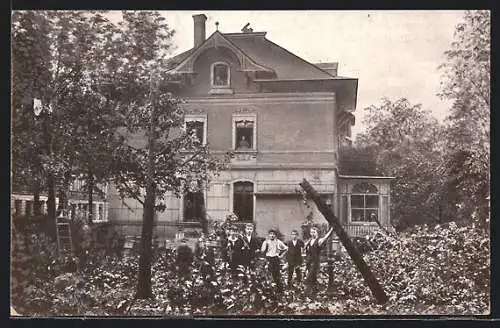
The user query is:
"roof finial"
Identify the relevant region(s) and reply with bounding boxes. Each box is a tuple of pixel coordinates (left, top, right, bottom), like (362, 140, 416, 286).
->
(215, 21, 219, 30)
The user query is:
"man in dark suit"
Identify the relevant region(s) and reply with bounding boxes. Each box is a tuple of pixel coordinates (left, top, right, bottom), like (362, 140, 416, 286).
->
(285, 229, 305, 288)
(240, 223, 261, 271)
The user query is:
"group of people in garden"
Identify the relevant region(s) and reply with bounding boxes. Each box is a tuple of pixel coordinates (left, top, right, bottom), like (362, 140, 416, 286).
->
(176, 222, 334, 293)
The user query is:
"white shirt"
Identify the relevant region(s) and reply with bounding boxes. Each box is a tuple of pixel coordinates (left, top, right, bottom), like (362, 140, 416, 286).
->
(261, 238, 287, 257)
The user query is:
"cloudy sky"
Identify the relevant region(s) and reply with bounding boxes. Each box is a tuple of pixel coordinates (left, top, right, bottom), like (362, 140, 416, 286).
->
(111, 10, 466, 138)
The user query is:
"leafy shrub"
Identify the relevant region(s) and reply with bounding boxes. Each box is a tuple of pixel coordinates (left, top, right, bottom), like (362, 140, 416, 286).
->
(11, 220, 490, 316)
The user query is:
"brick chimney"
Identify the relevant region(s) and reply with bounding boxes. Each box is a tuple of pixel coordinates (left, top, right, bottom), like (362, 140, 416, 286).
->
(193, 14, 207, 48)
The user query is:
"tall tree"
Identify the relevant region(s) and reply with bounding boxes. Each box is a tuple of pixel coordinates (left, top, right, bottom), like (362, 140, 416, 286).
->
(356, 98, 447, 229)
(110, 11, 222, 298)
(438, 10, 490, 224)
(12, 11, 127, 221)
(58, 12, 125, 223)
(11, 11, 52, 216)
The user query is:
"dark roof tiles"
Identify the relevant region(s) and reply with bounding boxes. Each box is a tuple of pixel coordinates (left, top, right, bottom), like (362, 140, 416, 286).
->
(166, 32, 345, 81)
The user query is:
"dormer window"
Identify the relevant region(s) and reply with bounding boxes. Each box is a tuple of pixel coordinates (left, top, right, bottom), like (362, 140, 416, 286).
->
(210, 62, 233, 94)
(212, 62, 230, 87)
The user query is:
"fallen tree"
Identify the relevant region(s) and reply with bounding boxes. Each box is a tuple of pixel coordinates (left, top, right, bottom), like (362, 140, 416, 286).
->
(299, 178, 389, 304)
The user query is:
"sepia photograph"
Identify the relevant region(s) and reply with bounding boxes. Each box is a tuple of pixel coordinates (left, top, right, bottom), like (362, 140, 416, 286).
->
(10, 10, 490, 317)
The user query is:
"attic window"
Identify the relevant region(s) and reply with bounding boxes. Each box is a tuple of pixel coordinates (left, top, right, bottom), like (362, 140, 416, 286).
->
(211, 62, 230, 88)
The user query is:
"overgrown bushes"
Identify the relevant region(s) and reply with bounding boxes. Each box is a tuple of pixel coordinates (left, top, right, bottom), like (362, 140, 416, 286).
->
(11, 221, 490, 316)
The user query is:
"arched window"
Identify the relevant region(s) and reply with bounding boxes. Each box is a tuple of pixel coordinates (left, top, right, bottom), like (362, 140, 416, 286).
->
(211, 62, 230, 87)
(350, 183, 379, 223)
(233, 181, 254, 221)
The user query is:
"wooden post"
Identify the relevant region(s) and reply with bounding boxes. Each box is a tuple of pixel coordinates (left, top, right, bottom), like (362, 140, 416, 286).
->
(299, 178, 389, 304)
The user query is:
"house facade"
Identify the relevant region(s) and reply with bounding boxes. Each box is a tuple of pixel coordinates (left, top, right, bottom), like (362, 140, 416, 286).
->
(11, 178, 109, 222)
(108, 14, 393, 239)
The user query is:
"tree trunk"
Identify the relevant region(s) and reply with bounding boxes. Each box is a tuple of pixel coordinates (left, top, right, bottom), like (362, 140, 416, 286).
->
(200, 193, 208, 235)
(136, 78, 157, 299)
(33, 182, 41, 216)
(299, 179, 389, 304)
(87, 172, 94, 224)
(47, 174, 56, 219)
(136, 183, 155, 299)
(57, 189, 65, 213)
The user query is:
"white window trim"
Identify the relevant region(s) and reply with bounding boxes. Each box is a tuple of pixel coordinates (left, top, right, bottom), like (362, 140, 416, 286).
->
(184, 113, 208, 146)
(229, 179, 256, 222)
(232, 113, 257, 151)
(69, 200, 109, 222)
(348, 193, 380, 225)
(210, 61, 231, 89)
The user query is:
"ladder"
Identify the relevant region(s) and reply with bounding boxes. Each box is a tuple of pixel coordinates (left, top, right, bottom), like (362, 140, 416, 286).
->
(56, 214, 74, 258)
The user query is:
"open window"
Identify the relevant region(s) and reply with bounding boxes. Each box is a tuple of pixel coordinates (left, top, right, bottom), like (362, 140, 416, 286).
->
(184, 114, 207, 146)
(232, 113, 257, 151)
(350, 183, 379, 223)
(211, 62, 230, 88)
(233, 181, 254, 221)
(235, 120, 254, 150)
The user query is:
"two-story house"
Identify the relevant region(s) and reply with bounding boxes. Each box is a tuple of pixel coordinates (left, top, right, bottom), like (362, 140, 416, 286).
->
(107, 14, 393, 239)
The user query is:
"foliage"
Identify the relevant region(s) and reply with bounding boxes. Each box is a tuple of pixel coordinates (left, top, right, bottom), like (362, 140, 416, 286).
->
(339, 145, 379, 176)
(356, 98, 448, 229)
(11, 11, 127, 217)
(12, 220, 489, 316)
(436, 10, 490, 226)
(100, 11, 224, 298)
(11, 11, 52, 199)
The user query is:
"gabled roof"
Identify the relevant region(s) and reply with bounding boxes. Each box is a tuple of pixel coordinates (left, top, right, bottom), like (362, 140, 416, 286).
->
(166, 31, 274, 74)
(165, 30, 351, 81)
(225, 33, 334, 80)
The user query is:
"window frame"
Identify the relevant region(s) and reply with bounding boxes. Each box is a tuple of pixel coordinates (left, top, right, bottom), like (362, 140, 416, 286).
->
(232, 113, 257, 151)
(184, 113, 208, 146)
(210, 61, 231, 89)
(229, 179, 255, 222)
(349, 183, 379, 225)
(179, 180, 208, 223)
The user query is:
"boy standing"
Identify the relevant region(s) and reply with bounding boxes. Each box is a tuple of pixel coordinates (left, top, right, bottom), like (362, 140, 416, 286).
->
(261, 229, 288, 291)
(224, 225, 244, 279)
(240, 223, 261, 271)
(304, 225, 334, 291)
(285, 229, 304, 288)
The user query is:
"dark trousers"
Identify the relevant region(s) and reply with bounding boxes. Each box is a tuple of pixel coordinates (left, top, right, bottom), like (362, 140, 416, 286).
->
(267, 256, 282, 290)
(177, 265, 191, 280)
(287, 263, 302, 286)
(306, 260, 319, 288)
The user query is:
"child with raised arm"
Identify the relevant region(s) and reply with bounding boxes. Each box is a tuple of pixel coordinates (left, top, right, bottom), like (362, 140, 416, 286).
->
(304, 225, 334, 291)
(260, 229, 288, 292)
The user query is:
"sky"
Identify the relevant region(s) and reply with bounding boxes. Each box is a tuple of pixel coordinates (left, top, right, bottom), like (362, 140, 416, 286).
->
(109, 10, 466, 139)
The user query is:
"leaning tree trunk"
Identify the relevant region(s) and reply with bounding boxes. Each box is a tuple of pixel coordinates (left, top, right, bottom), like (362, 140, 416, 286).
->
(300, 179, 389, 304)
